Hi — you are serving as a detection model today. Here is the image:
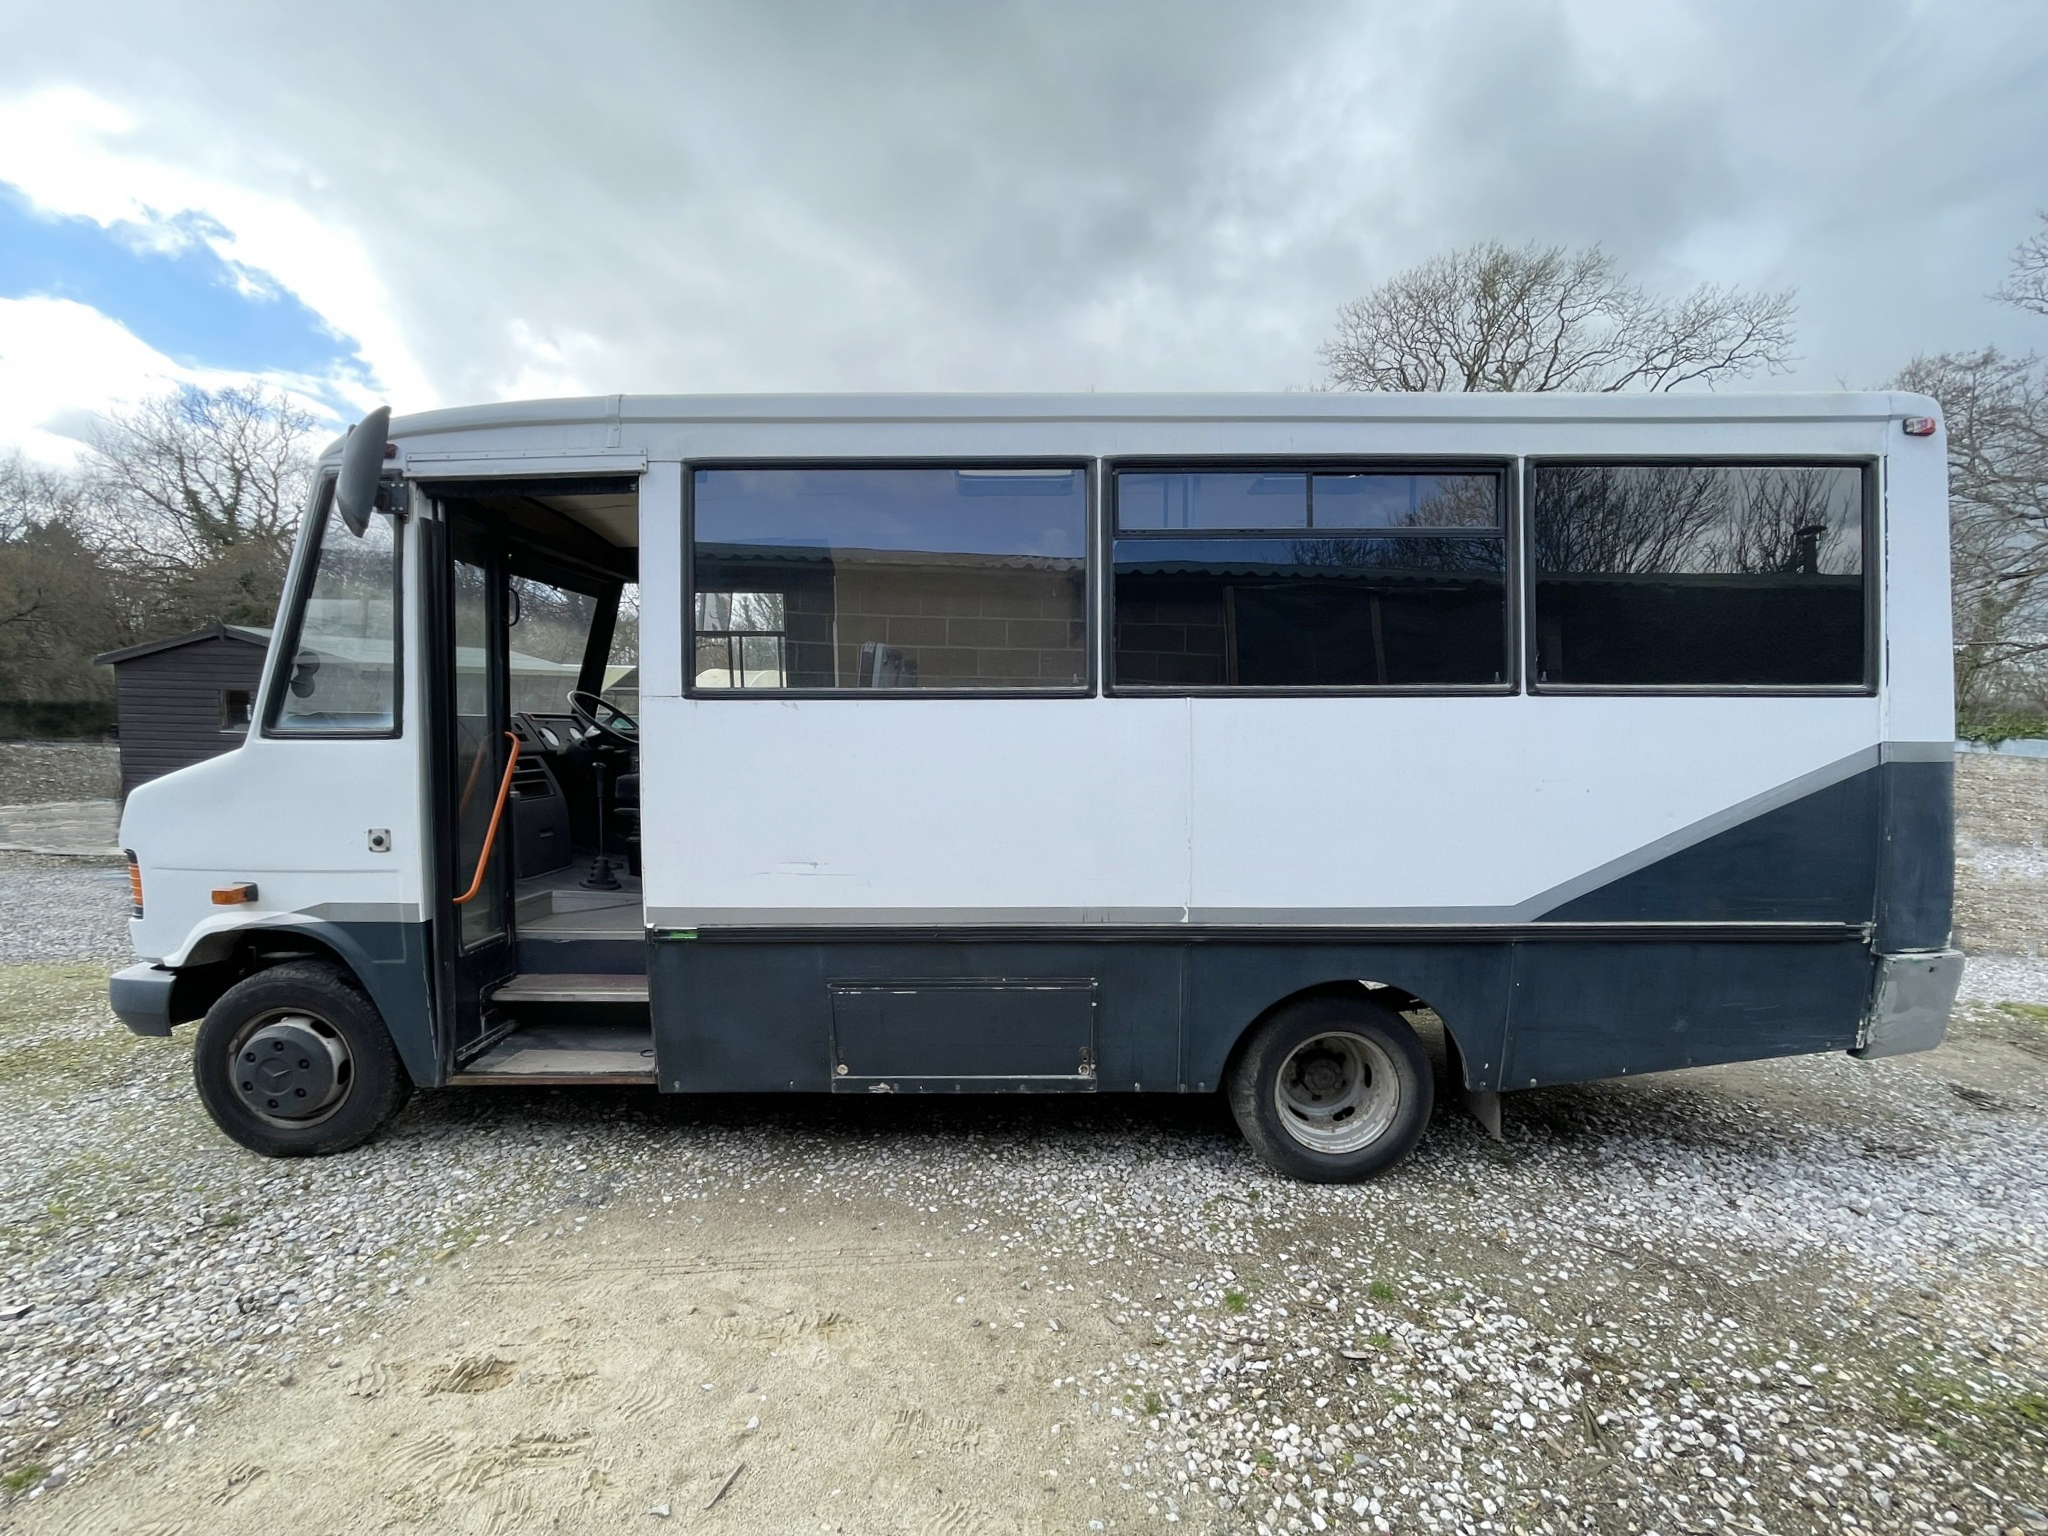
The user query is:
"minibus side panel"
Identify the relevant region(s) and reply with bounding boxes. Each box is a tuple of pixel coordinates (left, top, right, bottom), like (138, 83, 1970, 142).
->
(1498, 939, 1872, 1089)
(655, 935, 1515, 1094)
(653, 939, 1184, 1092)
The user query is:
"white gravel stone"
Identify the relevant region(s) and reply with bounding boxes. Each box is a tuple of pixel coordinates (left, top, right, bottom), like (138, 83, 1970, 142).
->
(2, 793, 2045, 1533)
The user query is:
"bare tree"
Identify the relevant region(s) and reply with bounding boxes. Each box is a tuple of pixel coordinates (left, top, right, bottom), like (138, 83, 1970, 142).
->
(83, 384, 317, 633)
(1530, 463, 1727, 573)
(0, 454, 124, 706)
(1893, 347, 2048, 711)
(1996, 210, 2048, 318)
(1321, 241, 1796, 393)
(1883, 211, 2048, 717)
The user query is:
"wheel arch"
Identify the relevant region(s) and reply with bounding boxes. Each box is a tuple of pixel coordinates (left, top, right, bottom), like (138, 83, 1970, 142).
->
(1200, 961, 1505, 1095)
(170, 918, 442, 1088)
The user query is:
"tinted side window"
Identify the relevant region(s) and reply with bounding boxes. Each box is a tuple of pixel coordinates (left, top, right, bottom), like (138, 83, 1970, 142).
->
(1112, 470, 1508, 689)
(691, 468, 1087, 692)
(1530, 464, 1866, 688)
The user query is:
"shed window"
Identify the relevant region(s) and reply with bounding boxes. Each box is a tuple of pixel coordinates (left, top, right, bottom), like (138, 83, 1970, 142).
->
(690, 467, 1088, 692)
(1112, 469, 1508, 689)
(1529, 463, 1867, 688)
(220, 690, 253, 732)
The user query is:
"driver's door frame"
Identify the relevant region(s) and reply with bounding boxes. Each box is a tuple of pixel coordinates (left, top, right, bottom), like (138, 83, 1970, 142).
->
(427, 505, 518, 1063)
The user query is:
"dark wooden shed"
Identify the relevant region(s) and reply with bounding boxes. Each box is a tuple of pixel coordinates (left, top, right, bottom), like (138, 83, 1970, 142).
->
(94, 623, 271, 797)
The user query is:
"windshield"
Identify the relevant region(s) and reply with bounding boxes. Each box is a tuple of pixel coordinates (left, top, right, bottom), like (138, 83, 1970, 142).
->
(268, 486, 400, 734)
(604, 582, 639, 714)
(507, 576, 600, 715)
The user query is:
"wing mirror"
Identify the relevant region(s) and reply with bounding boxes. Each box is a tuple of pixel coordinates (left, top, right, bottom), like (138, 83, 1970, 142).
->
(334, 405, 392, 536)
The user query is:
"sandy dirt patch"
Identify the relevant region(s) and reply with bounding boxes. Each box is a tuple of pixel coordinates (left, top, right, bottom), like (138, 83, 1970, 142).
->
(12, 1185, 1149, 1536)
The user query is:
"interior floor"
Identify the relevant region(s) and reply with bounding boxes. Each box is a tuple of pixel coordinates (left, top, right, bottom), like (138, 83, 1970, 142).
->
(515, 866, 643, 938)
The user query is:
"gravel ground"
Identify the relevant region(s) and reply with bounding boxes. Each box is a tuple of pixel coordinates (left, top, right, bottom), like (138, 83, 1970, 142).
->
(2, 768, 2045, 1534)
(1, 982, 2043, 1535)
(0, 856, 129, 966)
(0, 746, 118, 808)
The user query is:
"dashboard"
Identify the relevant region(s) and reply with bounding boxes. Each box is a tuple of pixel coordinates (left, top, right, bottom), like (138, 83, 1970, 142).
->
(514, 713, 586, 755)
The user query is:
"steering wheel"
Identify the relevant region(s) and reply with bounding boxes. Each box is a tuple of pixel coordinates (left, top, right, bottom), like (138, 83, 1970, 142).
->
(567, 690, 638, 748)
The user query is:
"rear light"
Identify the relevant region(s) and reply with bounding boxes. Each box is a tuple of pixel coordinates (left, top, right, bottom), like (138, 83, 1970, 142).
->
(1902, 416, 1938, 437)
(125, 851, 143, 917)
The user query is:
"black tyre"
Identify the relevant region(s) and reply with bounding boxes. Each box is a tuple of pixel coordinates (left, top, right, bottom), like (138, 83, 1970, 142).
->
(1226, 992, 1433, 1182)
(193, 961, 413, 1157)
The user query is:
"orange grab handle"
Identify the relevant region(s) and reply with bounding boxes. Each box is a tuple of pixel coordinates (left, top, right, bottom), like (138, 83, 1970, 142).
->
(453, 731, 519, 906)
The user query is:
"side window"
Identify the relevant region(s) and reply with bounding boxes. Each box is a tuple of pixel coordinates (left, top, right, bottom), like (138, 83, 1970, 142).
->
(1529, 463, 1867, 688)
(1111, 468, 1508, 689)
(690, 467, 1088, 692)
(268, 488, 401, 734)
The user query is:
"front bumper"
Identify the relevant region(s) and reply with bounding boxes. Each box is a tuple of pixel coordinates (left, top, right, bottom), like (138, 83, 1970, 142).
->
(1852, 949, 1965, 1059)
(109, 963, 176, 1038)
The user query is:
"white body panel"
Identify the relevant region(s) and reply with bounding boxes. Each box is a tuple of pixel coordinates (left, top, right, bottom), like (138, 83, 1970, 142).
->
(121, 514, 430, 964)
(640, 697, 1193, 923)
(119, 391, 1951, 960)
(1184, 694, 1886, 921)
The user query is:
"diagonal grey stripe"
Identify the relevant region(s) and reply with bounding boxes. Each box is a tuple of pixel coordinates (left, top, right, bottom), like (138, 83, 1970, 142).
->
(1880, 739, 1955, 763)
(1515, 745, 1885, 920)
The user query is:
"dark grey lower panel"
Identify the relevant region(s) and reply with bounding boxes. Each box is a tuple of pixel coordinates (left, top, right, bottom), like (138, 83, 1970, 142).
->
(655, 931, 1880, 1095)
(829, 979, 1096, 1088)
(1499, 939, 1875, 1088)
(1878, 760, 1954, 950)
(653, 939, 1182, 1092)
(306, 919, 443, 1090)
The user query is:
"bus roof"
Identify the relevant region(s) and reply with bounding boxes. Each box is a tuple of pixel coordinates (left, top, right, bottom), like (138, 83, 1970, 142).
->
(323, 390, 1941, 467)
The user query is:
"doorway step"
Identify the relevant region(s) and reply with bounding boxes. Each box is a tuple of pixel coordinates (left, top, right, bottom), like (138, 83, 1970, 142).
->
(449, 1021, 654, 1085)
(452, 970, 654, 1084)
(493, 973, 648, 1004)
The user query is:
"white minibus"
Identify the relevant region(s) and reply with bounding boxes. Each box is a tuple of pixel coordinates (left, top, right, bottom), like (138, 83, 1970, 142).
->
(108, 393, 1963, 1181)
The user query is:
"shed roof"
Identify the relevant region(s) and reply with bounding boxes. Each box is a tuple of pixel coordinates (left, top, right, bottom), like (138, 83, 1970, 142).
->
(93, 622, 270, 667)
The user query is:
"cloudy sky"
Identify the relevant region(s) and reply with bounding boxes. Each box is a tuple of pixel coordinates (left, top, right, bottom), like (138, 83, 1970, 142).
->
(1, 0, 2043, 460)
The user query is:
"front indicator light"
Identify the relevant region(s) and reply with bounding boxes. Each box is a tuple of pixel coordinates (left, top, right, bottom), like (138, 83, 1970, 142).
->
(125, 851, 143, 917)
(211, 883, 259, 906)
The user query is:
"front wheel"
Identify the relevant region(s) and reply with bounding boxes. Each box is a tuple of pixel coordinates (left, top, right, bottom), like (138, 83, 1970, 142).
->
(1226, 993, 1433, 1182)
(193, 961, 412, 1157)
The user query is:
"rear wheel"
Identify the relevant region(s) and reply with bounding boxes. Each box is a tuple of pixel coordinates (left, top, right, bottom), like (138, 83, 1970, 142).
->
(193, 961, 412, 1157)
(1226, 993, 1432, 1182)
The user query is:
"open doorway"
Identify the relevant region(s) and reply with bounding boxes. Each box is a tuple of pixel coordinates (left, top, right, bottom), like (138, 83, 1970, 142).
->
(427, 477, 649, 1082)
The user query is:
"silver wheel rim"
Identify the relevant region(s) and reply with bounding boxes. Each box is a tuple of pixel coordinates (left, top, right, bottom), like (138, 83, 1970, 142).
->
(1272, 1031, 1401, 1155)
(229, 1009, 355, 1129)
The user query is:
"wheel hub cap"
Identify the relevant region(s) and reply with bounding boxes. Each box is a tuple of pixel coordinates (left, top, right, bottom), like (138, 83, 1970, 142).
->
(1273, 1030, 1402, 1155)
(233, 1016, 348, 1120)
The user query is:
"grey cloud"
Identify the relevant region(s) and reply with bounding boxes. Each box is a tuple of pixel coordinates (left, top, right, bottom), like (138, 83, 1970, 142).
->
(1, 0, 2044, 408)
